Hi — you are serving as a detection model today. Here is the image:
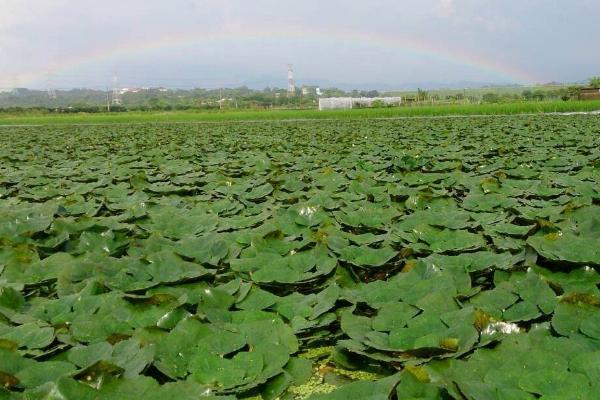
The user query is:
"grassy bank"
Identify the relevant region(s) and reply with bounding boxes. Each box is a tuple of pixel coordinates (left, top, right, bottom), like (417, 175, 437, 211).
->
(1, 100, 599, 125)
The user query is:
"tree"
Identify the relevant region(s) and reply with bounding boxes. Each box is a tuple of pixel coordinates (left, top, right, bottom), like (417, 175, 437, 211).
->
(482, 93, 500, 103)
(416, 88, 428, 101)
(589, 77, 600, 88)
(567, 86, 582, 100)
(360, 90, 379, 98)
(532, 90, 546, 101)
(148, 97, 166, 110)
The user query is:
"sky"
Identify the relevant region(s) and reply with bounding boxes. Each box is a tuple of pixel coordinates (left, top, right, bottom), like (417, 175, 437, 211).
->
(0, 0, 599, 90)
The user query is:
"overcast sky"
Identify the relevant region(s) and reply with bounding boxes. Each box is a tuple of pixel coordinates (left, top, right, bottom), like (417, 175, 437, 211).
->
(1, 0, 599, 90)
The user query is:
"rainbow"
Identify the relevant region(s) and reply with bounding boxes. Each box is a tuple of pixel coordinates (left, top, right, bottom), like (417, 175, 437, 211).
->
(18, 25, 540, 87)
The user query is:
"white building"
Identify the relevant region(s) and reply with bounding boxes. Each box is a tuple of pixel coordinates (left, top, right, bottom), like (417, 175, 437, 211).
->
(318, 97, 402, 111)
(318, 97, 354, 110)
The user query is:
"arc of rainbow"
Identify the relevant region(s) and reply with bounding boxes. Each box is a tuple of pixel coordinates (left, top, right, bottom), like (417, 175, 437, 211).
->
(17, 25, 539, 87)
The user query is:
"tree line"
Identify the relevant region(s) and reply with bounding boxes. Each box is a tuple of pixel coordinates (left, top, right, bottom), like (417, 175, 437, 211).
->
(0, 78, 598, 113)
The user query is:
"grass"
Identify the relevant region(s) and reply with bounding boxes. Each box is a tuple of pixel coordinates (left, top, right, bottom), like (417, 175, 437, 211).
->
(386, 84, 572, 98)
(1, 100, 599, 125)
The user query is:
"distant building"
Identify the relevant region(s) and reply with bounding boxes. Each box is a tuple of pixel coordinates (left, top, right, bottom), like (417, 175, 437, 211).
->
(318, 97, 353, 110)
(581, 87, 600, 100)
(353, 97, 402, 108)
(319, 97, 402, 110)
(120, 87, 163, 94)
(301, 86, 319, 96)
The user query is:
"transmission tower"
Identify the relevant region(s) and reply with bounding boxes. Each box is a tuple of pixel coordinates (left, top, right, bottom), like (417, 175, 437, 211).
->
(111, 74, 122, 106)
(287, 64, 296, 95)
(47, 73, 57, 100)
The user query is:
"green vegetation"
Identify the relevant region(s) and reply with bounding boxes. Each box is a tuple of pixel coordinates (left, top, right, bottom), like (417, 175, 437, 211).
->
(0, 99, 599, 125)
(0, 86, 350, 112)
(589, 77, 600, 88)
(1, 115, 600, 399)
(0, 83, 592, 114)
(383, 83, 583, 103)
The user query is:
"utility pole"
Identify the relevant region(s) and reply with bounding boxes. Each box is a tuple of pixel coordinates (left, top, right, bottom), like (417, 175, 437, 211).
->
(219, 88, 223, 110)
(111, 74, 122, 106)
(106, 88, 111, 112)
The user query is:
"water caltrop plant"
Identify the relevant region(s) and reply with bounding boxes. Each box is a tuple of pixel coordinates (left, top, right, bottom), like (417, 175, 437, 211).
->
(0, 115, 599, 399)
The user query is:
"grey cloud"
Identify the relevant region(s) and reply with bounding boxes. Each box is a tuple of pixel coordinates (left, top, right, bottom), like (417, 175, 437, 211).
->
(1, 0, 598, 89)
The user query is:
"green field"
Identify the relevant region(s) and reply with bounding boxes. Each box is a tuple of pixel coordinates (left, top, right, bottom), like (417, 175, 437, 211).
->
(386, 84, 573, 98)
(1, 99, 599, 125)
(1, 115, 600, 399)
